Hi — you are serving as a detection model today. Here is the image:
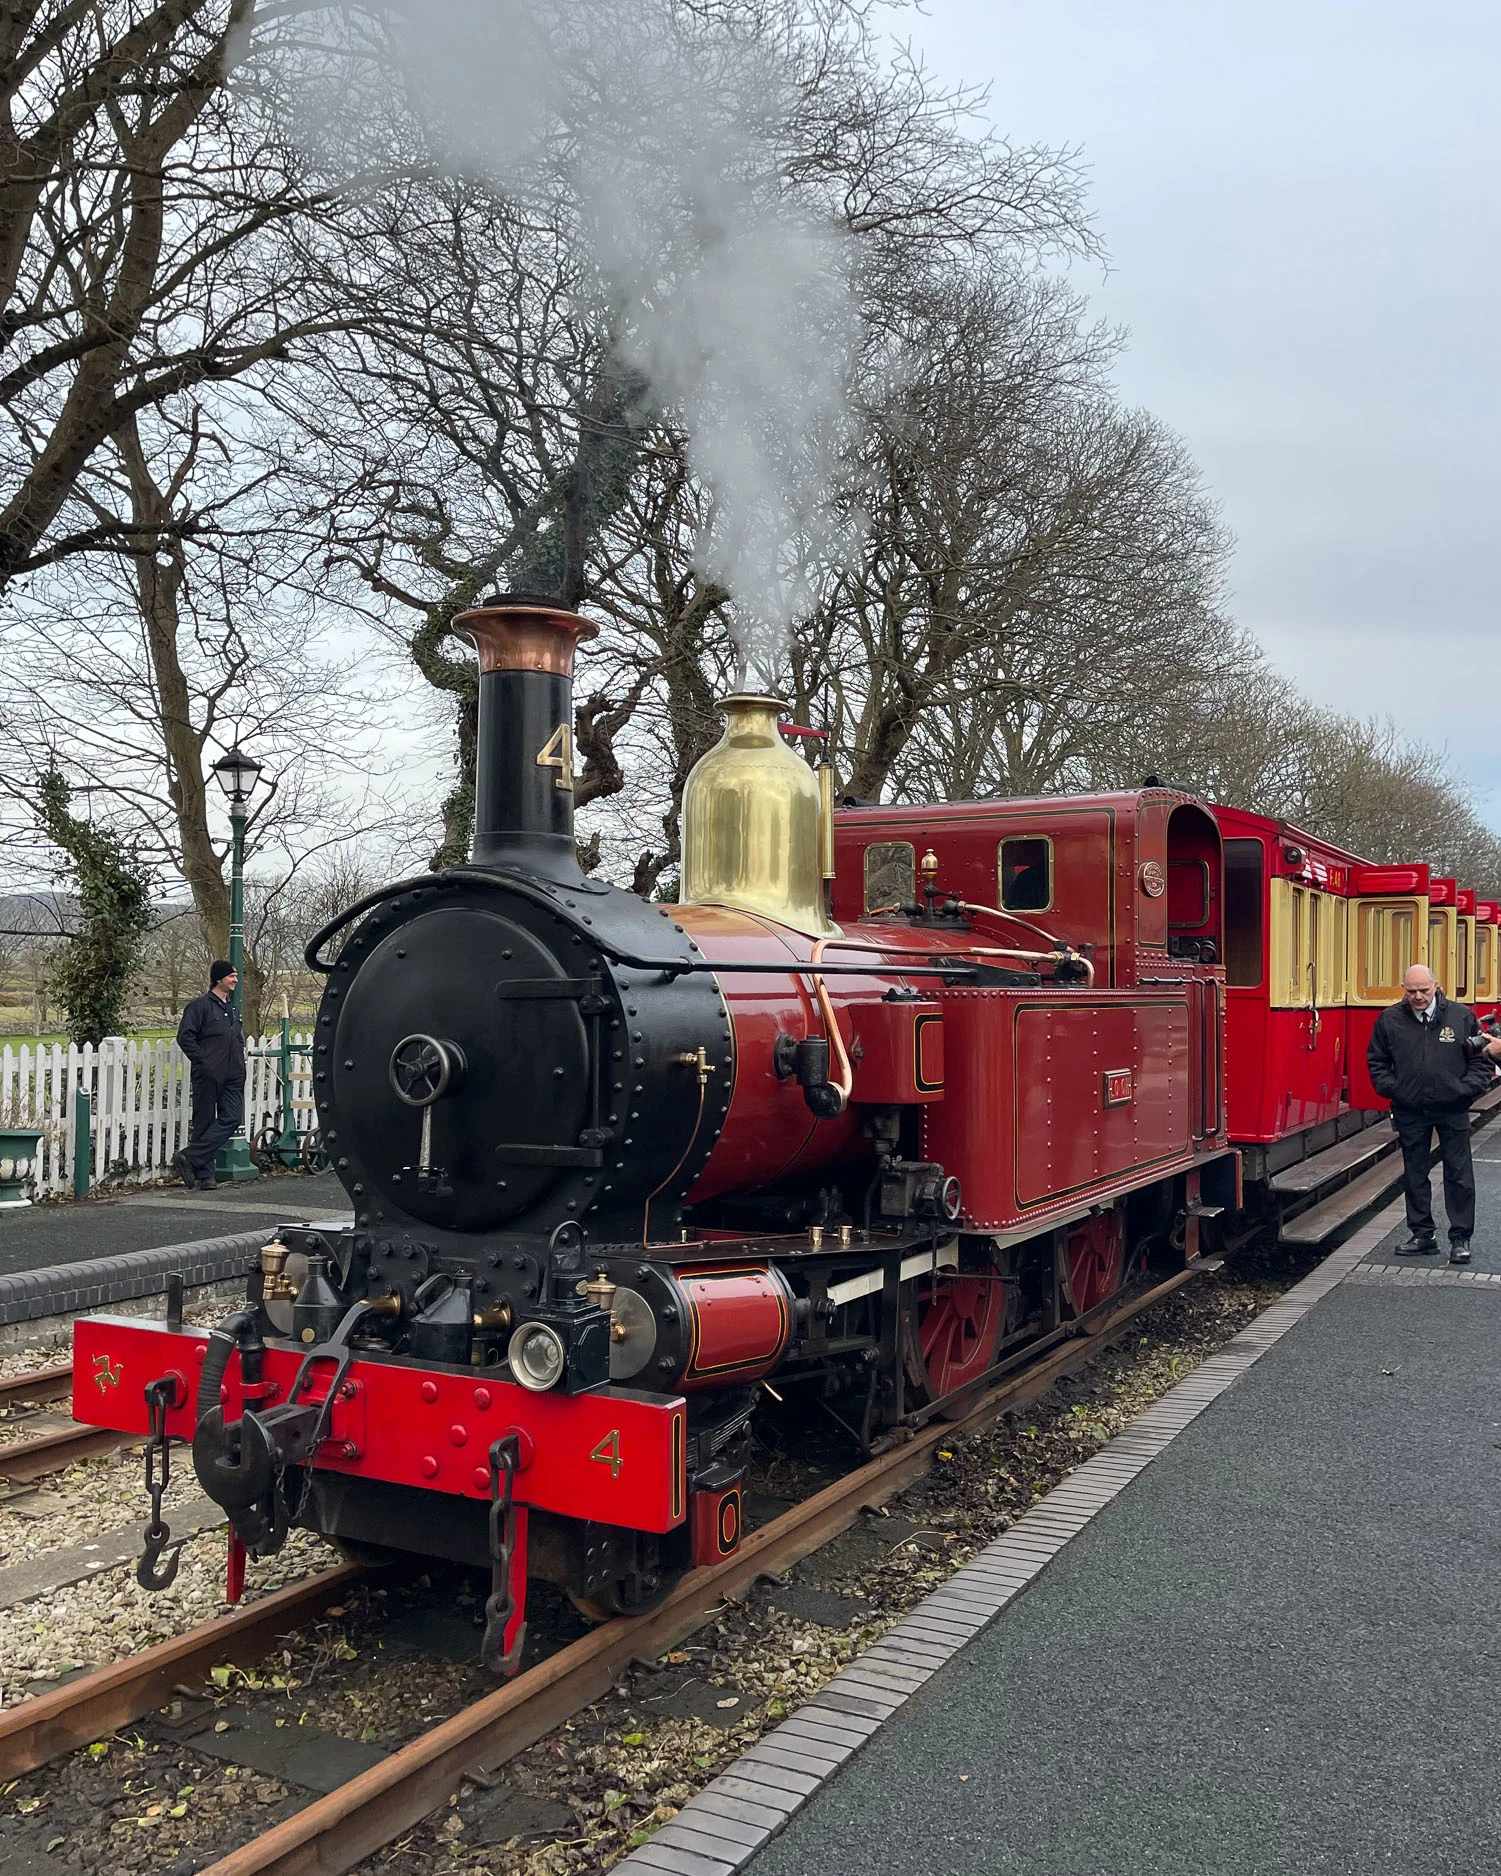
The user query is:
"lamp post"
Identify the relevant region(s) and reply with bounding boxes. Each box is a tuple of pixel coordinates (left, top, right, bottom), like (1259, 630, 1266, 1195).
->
(210, 743, 264, 1184)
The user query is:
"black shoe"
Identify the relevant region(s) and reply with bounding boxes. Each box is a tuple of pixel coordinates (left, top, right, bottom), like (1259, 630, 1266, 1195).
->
(1395, 1234, 1439, 1256)
(1448, 1239, 1473, 1265)
(199, 1178, 218, 1192)
(172, 1150, 198, 1190)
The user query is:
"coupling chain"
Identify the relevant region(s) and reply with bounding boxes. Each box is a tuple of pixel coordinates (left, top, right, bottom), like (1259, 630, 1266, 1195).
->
(481, 1433, 522, 1672)
(137, 1375, 183, 1590)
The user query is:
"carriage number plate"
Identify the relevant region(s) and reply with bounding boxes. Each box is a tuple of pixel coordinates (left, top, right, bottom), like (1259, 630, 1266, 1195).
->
(1102, 1069, 1133, 1107)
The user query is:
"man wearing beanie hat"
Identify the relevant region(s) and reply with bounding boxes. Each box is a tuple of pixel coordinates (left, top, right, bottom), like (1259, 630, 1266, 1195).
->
(172, 961, 246, 1189)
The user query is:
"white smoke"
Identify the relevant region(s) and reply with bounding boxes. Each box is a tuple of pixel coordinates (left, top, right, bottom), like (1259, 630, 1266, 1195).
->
(298, 0, 865, 667)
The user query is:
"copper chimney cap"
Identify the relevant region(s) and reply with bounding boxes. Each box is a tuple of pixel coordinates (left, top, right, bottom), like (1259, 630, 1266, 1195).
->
(453, 594, 599, 677)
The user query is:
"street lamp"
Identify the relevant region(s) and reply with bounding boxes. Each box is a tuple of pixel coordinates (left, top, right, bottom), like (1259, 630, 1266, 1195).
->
(210, 742, 265, 1183)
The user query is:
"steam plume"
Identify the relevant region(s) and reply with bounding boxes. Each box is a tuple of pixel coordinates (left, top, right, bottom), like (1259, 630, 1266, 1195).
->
(307, 0, 865, 665)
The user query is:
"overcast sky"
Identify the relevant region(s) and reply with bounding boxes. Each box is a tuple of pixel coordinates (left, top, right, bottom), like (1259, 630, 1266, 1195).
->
(905, 0, 1500, 822)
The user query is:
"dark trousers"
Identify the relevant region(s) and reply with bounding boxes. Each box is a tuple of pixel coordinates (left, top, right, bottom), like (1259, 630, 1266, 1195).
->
(1393, 1106, 1475, 1241)
(186, 1073, 243, 1180)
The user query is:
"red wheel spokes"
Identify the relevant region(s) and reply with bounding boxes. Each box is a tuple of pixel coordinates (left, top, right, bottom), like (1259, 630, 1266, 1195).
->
(1066, 1213, 1125, 1315)
(917, 1277, 1006, 1396)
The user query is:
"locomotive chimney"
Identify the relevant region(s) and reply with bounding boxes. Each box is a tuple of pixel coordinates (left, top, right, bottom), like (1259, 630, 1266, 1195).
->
(453, 596, 599, 881)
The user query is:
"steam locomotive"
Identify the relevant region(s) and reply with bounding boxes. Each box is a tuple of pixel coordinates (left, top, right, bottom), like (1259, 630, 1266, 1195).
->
(73, 598, 1460, 1670)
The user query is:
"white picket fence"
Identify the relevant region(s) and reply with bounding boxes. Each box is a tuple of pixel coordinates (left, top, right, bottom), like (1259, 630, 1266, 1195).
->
(0, 1033, 315, 1198)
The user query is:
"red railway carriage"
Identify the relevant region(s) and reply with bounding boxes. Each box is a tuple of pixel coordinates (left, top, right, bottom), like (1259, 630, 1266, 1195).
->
(1209, 806, 1364, 1146)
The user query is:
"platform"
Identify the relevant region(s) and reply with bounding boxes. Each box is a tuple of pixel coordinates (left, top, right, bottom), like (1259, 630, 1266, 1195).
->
(0, 1170, 347, 1280)
(621, 1161, 1501, 1876)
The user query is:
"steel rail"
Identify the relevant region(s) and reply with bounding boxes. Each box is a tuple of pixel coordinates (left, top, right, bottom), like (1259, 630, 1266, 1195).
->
(1, 1420, 135, 1484)
(195, 1262, 1208, 1876)
(0, 1362, 72, 1410)
(0, 1564, 362, 1780)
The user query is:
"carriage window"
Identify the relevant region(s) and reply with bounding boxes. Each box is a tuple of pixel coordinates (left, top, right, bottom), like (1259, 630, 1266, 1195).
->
(1357, 902, 1417, 1000)
(1223, 839, 1264, 987)
(863, 842, 915, 913)
(999, 837, 1052, 912)
(1288, 886, 1310, 1004)
(1477, 927, 1494, 1001)
(1322, 896, 1348, 1004)
(1428, 913, 1448, 985)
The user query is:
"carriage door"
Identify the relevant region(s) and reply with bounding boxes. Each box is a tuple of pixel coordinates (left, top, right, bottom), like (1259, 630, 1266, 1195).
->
(1456, 891, 1476, 1008)
(1346, 864, 1430, 1110)
(1427, 878, 1457, 994)
(1474, 903, 1499, 1016)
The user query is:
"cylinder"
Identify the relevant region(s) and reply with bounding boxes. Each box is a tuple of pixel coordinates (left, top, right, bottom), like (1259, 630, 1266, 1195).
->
(452, 598, 599, 881)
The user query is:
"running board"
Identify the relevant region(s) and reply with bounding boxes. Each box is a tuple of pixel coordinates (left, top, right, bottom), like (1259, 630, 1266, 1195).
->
(1282, 1088, 1501, 1246)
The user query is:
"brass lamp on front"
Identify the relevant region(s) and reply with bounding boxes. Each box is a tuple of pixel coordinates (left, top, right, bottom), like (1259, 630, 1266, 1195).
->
(679, 695, 838, 937)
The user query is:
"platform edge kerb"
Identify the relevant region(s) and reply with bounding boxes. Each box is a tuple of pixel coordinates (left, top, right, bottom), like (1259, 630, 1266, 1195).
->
(0, 1226, 280, 1325)
(609, 1196, 1407, 1875)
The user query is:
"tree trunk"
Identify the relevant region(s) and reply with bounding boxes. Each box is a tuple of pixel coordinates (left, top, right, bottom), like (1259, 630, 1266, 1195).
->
(114, 416, 263, 1024)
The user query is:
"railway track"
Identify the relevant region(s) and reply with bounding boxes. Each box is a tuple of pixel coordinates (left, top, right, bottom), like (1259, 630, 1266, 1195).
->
(0, 1363, 133, 1487)
(0, 1360, 71, 1411)
(0, 1257, 1210, 1876)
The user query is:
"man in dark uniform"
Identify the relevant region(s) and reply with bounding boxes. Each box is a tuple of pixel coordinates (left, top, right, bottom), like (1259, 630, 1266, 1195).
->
(173, 961, 245, 1191)
(1367, 964, 1492, 1262)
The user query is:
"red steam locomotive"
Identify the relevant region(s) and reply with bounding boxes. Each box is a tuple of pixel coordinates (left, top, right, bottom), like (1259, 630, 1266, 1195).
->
(69, 600, 1479, 1669)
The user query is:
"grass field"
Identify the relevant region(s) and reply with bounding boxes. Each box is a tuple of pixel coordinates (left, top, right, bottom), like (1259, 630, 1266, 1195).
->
(0, 1024, 315, 1050)
(0, 1027, 178, 1051)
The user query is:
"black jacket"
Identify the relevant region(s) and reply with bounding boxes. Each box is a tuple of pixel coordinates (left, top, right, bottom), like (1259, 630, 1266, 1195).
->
(1366, 992, 1491, 1113)
(177, 989, 245, 1083)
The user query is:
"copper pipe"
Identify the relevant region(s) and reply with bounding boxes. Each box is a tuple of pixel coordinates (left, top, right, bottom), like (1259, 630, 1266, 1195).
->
(813, 933, 1093, 985)
(954, 905, 1096, 986)
(641, 1049, 710, 1246)
(810, 938, 854, 1111)
(955, 900, 1069, 952)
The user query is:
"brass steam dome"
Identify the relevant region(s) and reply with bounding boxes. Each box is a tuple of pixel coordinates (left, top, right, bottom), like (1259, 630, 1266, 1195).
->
(680, 695, 838, 937)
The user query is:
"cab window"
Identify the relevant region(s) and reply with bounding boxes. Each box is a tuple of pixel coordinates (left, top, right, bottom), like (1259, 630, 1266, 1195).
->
(863, 842, 914, 914)
(1168, 860, 1210, 928)
(999, 837, 1052, 912)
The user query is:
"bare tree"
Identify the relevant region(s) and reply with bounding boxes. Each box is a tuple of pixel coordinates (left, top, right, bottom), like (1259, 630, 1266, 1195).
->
(255, 0, 1100, 873)
(0, 1, 362, 592)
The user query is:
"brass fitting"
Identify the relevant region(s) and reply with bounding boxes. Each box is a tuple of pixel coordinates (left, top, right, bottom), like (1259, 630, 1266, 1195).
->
(259, 1238, 296, 1302)
(585, 1270, 617, 1313)
(676, 1046, 711, 1086)
(365, 1292, 403, 1318)
(472, 1302, 513, 1331)
(808, 1224, 824, 1250)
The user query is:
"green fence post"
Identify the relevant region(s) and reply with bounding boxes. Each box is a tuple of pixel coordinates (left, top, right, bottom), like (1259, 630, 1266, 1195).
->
(72, 1085, 91, 1198)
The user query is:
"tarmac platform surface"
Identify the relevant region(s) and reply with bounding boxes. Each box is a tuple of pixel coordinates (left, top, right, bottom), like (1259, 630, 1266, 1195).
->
(663, 1157, 1501, 1876)
(0, 1169, 347, 1279)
